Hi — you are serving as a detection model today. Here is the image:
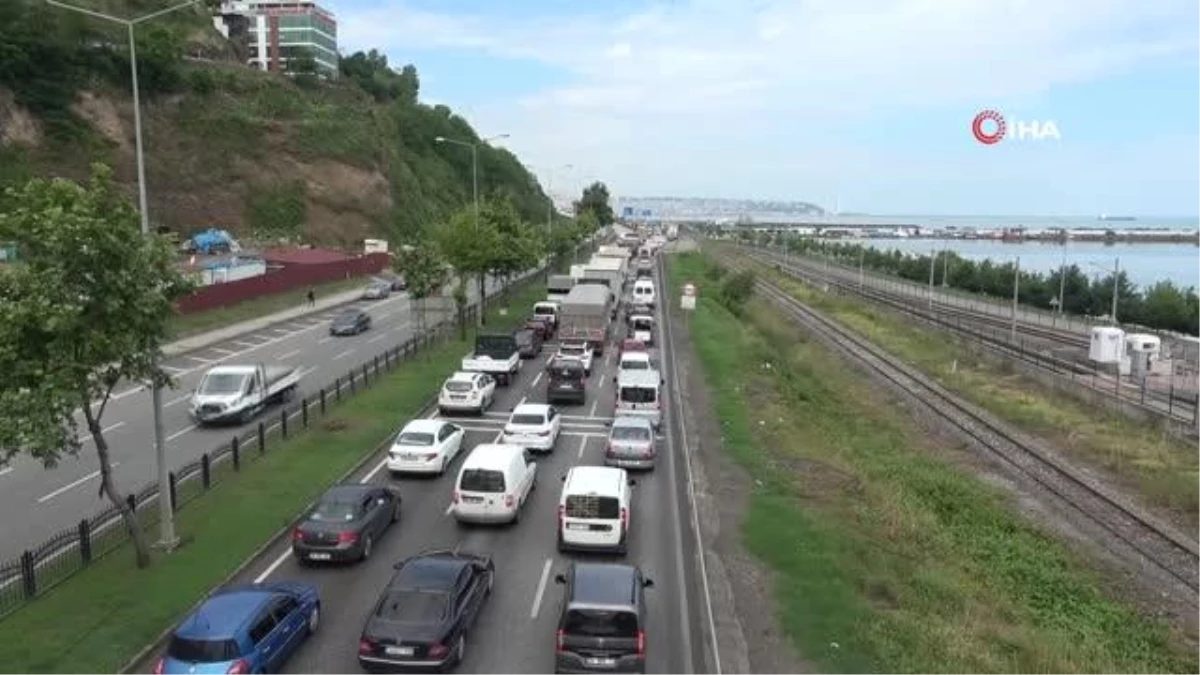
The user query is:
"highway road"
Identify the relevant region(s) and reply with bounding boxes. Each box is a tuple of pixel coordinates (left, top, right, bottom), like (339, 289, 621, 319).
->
(136, 258, 714, 673)
(0, 274, 517, 563)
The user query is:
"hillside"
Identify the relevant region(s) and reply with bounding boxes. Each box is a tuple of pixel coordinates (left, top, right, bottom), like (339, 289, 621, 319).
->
(0, 0, 551, 247)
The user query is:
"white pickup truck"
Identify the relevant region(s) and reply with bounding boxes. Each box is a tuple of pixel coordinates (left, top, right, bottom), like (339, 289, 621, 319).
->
(462, 333, 521, 386)
(189, 363, 302, 426)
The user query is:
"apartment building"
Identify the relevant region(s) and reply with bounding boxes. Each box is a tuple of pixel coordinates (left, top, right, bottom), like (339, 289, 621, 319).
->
(213, 0, 338, 78)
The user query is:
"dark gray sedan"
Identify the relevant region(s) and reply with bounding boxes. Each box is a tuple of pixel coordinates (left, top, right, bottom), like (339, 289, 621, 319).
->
(330, 309, 371, 336)
(292, 484, 401, 564)
(604, 416, 657, 470)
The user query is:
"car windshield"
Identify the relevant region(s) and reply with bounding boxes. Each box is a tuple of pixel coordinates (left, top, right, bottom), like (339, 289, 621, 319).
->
(309, 500, 358, 522)
(197, 373, 246, 395)
(611, 425, 651, 441)
(510, 414, 545, 426)
(565, 494, 620, 519)
(560, 345, 585, 356)
(334, 312, 359, 323)
(396, 432, 435, 446)
(459, 469, 505, 493)
(444, 381, 473, 393)
(167, 636, 242, 663)
(563, 609, 639, 638)
(620, 359, 649, 370)
(375, 589, 449, 622)
(534, 306, 554, 315)
(620, 386, 657, 404)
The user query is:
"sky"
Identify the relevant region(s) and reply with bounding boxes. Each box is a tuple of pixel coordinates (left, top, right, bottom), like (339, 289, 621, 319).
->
(324, 0, 1200, 216)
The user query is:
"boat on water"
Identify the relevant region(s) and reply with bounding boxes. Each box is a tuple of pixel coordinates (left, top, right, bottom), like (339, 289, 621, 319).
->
(1098, 214, 1137, 222)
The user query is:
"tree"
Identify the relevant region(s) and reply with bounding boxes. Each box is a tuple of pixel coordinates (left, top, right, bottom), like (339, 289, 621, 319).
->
(393, 244, 447, 338)
(0, 164, 192, 568)
(480, 195, 541, 297)
(574, 181, 615, 228)
(285, 48, 320, 89)
(434, 207, 500, 328)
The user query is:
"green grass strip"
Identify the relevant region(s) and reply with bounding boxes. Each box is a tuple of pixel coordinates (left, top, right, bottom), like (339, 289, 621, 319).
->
(667, 251, 1194, 674)
(0, 278, 547, 674)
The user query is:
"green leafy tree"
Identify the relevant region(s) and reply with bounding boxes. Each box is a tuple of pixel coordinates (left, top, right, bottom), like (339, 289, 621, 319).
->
(435, 207, 500, 327)
(393, 244, 448, 337)
(0, 164, 192, 568)
(574, 181, 615, 228)
(480, 195, 541, 295)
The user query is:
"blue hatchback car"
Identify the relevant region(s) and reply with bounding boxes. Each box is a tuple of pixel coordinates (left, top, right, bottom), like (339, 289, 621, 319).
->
(154, 581, 321, 674)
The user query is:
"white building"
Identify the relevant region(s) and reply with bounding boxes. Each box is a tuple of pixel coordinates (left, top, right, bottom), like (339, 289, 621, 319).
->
(213, 0, 338, 78)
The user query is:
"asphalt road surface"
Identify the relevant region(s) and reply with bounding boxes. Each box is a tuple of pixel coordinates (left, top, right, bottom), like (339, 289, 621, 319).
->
(137, 261, 712, 673)
(0, 274, 517, 563)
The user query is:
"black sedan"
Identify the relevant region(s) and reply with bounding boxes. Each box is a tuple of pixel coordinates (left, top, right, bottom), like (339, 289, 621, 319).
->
(358, 549, 495, 673)
(331, 309, 372, 336)
(292, 484, 401, 564)
(515, 328, 543, 359)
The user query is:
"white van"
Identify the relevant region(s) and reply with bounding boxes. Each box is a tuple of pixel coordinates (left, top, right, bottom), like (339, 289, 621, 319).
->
(632, 279, 656, 308)
(451, 444, 537, 525)
(615, 370, 663, 428)
(557, 466, 636, 555)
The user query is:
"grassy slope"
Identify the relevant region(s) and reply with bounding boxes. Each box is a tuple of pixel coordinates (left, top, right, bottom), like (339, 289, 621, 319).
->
(0, 278, 546, 674)
(723, 247, 1198, 530)
(668, 251, 1194, 673)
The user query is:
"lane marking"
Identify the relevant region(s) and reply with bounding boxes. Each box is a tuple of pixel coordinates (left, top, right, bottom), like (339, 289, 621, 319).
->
(37, 462, 120, 503)
(317, 337, 333, 344)
(210, 347, 236, 356)
(377, 311, 392, 320)
(517, 395, 527, 407)
(482, 412, 613, 422)
(530, 558, 554, 619)
(254, 548, 292, 584)
(233, 340, 259, 348)
(444, 502, 455, 517)
(0, 467, 13, 477)
(577, 434, 587, 458)
(165, 393, 191, 408)
(110, 385, 146, 401)
(186, 356, 212, 364)
(333, 349, 355, 361)
(367, 334, 387, 344)
(78, 421, 126, 444)
(271, 329, 291, 336)
(598, 376, 606, 389)
(362, 456, 389, 483)
(530, 371, 543, 388)
(167, 424, 197, 442)
(276, 349, 301, 360)
(589, 400, 599, 417)
(161, 365, 186, 374)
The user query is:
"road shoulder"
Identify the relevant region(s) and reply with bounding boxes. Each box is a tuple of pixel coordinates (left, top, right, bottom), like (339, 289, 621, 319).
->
(665, 280, 812, 674)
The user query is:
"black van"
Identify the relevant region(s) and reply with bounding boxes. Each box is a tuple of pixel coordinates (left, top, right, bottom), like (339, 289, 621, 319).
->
(553, 562, 654, 674)
(546, 358, 587, 404)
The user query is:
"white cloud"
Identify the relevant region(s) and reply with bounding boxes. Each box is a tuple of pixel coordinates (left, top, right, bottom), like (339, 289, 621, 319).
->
(338, 0, 1199, 209)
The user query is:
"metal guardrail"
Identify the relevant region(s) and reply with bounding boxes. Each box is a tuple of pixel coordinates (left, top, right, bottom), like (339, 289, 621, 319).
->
(0, 263, 553, 621)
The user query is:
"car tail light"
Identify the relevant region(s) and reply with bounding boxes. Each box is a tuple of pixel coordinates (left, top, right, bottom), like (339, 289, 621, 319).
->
(358, 639, 375, 655)
(537, 429, 550, 437)
(636, 630, 646, 657)
(337, 531, 358, 543)
(620, 507, 629, 530)
(226, 659, 250, 675)
(422, 453, 438, 461)
(504, 494, 515, 508)
(605, 443, 615, 457)
(428, 642, 449, 659)
(291, 528, 304, 542)
(451, 490, 460, 504)
(152, 659, 165, 674)
(555, 629, 567, 654)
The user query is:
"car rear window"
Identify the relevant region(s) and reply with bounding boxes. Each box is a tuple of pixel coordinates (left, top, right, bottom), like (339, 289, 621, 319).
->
(375, 590, 449, 622)
(619, 386, 657, 404)
(395, 432, 435, 446)
(444, 381, 473, 393)
(611, 426, 651, 441)
(167, 636, 242, 663)
(620, 359, 649, 370)
(459, 469, 506, 493)
(510, 414, 545, 425)
(563, 609, 639, 638)
(309, 500, 358, 522)
(565, 494, 620, 519)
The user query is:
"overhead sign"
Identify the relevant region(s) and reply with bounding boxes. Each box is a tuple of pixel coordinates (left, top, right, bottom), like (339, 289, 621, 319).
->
(681, 282, 697, 310)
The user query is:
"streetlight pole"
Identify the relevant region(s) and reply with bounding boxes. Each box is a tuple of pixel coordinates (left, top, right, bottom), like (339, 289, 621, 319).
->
(435, 133, 509, 326)
(47, 0, 200, 553)
(1086, 258, 1121, 325)
(1011, 256, 1020, 343)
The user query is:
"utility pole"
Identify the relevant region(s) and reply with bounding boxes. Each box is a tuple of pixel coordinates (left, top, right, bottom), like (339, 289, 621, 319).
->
(858, 248, 865, 290)
(1056, 243, 1067, 326)
(46, 0, 202, 553)
(1011, 257, 1020, 343)
(1111, 257, 1120, 325)
(927, 248, 936, 309)
(941, 246, 949, 287)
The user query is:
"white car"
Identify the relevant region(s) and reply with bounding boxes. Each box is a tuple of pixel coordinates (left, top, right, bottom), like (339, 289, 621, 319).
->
(438, 371, 497, 415)
(556, 342, 594, 376)
(500, 403, 562, 453)
(387, 419, 466, 475)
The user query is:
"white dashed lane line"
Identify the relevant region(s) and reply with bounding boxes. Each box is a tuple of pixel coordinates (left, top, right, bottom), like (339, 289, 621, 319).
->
(276, 349, 302, 360)
(333, 349, 355, 361)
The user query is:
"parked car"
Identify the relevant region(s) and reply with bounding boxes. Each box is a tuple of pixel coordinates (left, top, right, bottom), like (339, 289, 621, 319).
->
(362, 281, 392, 300)
(516, 328, 544, 358)
(330, 309, 371, 336)
(552, 562, 654, 674)
(291, 484, 401, 564)
(153, 581, 320, 675)
(358, 550, 495, 673)
(438, 371, 497, 415)
(387, 419, 466, 475)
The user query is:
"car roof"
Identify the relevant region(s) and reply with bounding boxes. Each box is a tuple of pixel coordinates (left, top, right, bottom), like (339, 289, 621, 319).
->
(319, 484, 374, 502)
(401, 418, 447, 433)
(617, 370, 660, 386)
(395, 554, 469, 591)
(447, 371, 479, 383)
(611, 416, 653, 430)
(621, 351, 651, 360)
(461, 444, 523, 469)
(564, 465, 625, 493)
(177, 590, 274, 639)
(568, 563, 639, 606)
(335, 308, 363, 317)
(512, 403, 551, 416)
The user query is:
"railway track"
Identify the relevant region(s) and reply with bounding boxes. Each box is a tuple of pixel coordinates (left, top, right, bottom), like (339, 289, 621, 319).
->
(715, 252, 1200, 595)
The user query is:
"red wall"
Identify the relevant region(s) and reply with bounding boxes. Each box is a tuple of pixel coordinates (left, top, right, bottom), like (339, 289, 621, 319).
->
(176, 253, 389, 314)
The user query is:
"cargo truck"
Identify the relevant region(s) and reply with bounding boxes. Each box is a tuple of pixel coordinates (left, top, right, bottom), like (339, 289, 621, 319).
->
(547, 274, 576, 302)
(189, 363, 302, 425)
(462, 333, 521, 386)
(558, 283, 612, 356)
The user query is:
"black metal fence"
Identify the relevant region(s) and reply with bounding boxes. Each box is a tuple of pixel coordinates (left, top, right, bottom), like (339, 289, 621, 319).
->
(0, 294, 493, 620)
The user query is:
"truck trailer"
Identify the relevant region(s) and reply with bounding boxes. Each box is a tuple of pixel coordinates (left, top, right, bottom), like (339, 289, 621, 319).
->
(558, 283, 612, 356)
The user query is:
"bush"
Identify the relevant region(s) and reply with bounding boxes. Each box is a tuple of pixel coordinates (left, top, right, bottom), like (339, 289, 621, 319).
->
(719, 270, 756, 315)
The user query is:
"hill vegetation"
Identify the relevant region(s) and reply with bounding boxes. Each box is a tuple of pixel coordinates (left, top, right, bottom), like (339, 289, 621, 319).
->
(0, 0, 554, 246)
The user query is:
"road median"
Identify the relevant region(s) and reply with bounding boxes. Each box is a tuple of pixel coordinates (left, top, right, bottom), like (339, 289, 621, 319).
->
(0, 272, 549, 674)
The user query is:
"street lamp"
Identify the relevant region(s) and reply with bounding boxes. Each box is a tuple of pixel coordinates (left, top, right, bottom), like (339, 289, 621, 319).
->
(46, 0, 201, 552)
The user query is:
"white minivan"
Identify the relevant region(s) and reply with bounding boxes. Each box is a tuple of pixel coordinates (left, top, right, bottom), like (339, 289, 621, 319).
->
(557, 466, 636, 555)
(632, 279, 656, 308)
(615, 369, 663, 428)
(451, 444, 537, 525)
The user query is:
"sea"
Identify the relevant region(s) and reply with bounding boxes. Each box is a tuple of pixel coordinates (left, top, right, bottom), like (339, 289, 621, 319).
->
(786, 215, 1199, 291)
